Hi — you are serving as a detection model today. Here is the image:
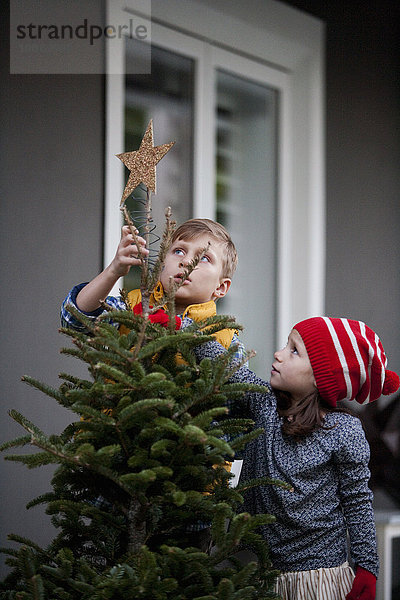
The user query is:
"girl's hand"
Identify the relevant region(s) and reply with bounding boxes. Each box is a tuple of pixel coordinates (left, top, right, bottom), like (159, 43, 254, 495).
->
(110, 226, 149, 277)
(346, 566, 376, 600)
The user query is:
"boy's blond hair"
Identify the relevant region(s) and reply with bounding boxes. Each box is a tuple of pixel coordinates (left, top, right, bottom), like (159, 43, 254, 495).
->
(171, 218, 238, 279)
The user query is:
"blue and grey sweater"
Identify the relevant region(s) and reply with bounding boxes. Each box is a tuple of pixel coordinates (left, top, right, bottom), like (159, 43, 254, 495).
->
(194, 340, 379, 576)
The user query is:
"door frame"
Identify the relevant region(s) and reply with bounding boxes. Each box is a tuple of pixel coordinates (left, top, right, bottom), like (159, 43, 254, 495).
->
(105, 0, 325, 345)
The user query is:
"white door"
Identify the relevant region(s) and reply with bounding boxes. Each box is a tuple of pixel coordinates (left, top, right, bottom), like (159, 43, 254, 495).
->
(105, 0, 325, 377)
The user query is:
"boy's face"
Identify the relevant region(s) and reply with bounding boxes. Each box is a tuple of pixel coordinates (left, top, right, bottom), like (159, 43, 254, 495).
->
(160, 233, 231, 313)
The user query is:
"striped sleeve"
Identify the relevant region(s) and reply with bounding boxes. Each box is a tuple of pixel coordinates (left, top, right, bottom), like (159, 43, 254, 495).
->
(60, 283, 126, 331)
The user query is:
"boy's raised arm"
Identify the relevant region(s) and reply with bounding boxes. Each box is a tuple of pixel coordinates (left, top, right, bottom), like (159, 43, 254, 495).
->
(192, 338, 274, 420)
(193, 338, 268, 388)
(75, 226, 148, 312)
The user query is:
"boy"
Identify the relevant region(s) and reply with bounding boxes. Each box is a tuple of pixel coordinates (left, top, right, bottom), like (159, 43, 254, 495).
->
(61, 217, 244, 551)
(61, 218, 244, 357)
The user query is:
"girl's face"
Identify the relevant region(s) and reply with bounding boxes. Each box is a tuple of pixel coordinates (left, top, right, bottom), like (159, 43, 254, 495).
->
(270, 329, 317, 401)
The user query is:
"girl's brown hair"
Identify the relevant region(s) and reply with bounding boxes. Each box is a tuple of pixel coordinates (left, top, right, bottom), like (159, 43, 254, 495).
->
(276, 390, 352, 440)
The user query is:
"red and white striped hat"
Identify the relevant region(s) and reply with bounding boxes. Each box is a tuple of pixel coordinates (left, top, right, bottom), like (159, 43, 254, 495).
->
(294, 317, 400, 406)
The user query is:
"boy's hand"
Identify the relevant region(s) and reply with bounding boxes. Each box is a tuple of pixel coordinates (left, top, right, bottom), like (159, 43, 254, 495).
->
(110, 226, 149, 277)
(75, 226, 149, 313)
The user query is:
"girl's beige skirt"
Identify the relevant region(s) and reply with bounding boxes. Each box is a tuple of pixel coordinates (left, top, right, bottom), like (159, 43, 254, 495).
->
(274, 562, 355, 600)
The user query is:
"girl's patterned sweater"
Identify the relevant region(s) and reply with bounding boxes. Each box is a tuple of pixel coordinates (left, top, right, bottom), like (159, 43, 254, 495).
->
(194, 339, 379, 576)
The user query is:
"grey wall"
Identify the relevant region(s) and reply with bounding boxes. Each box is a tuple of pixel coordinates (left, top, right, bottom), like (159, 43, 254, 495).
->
(0, 3, 105, 575)
(1, 0, 399, 578)
(324, 4, 400, 362)
(283, 0, 400, 383)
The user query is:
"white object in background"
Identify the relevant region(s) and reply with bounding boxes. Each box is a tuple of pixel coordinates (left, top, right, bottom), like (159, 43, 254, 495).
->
(375, 510, 400, 600)
(229, 460, 243, 488)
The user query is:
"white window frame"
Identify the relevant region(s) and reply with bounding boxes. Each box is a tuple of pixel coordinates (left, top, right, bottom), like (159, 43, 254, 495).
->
(105, 0, 325, 346)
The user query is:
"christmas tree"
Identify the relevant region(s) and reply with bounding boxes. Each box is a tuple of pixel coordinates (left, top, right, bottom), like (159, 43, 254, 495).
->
(0, 121, 286, 599)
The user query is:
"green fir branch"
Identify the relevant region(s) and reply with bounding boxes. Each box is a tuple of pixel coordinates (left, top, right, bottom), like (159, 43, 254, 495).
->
(0, 434, 32, 452)
(5, 410, 139, 497)
(4, 452, 59, 469)
(58, 372, 93, 388)
(190, 407, 229, 429)
(61, 304, 98, 332)
(137, 332, 213, 360)
(228, 428, 265, 452)
(222, 381, 271, 395)
(21, 376, 68, 406)
(236, 475, 293, 493)
(92, 362, 138, 387)
(148, 206, 176, 292)
(96, 309, 143, 330)
(69, 403, 115, 424)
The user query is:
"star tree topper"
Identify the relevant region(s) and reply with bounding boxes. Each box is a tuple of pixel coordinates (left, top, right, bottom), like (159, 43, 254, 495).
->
(117, 119, 175, 205)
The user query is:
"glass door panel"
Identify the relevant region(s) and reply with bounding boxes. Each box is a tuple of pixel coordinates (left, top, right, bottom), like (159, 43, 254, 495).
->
(122, 37, 278, 375)
(215, 70, 278, 375)
(123, 38, 194, 292)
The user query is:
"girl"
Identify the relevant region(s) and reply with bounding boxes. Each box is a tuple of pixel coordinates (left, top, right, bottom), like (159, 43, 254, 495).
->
(194, 317, 399, 600)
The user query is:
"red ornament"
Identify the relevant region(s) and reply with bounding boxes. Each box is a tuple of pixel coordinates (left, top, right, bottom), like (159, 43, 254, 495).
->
(133, 302, 181, 330)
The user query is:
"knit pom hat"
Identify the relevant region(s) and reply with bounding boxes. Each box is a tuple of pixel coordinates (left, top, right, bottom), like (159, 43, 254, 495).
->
(294, 317, 400, 407)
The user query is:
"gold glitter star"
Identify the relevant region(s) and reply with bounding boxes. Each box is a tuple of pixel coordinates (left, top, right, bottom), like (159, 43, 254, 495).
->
(116, 119, 175, 205)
